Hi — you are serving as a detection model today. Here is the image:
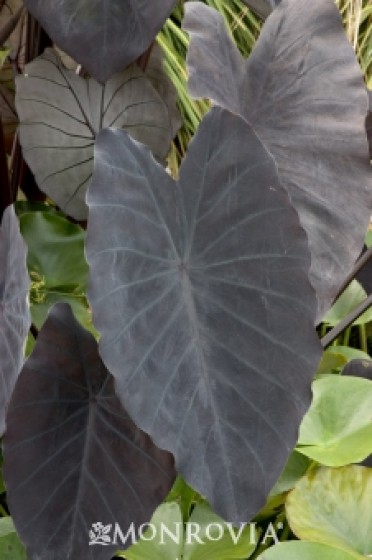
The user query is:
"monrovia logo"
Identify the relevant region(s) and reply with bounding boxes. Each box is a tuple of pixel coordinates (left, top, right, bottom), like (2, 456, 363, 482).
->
(88, 520, 283, 547)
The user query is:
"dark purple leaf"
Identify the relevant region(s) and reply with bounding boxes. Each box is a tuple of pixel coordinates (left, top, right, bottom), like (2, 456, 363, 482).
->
(16, 48, 177, 219)
(0, 205, 30, 437)
(3, 303, 175, 560)
(86, 108, 322, 523)
(183, 0, 371, 323)
(22, 0, 177, 83)
(241, 0, 281, 19)
(342, 359, 372, 381)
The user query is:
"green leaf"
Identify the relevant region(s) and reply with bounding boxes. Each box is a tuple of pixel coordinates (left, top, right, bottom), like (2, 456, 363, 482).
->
(19, 210, 96, 334)
(331, 346, 370, 362)
(19, 211, 87, 288)
(269, 451, 311, 496)
(322, 280, 372, 326)
(297, 376, 372, 466)
(315, 348, 348, 377)
(257, 541, 363, 560)
(0, 48, 10, 69)
(286, 466, 372, 557)
(123, 503, 183, 560)
(0, 518, 27, 560)
(165, 477, 200, 521)
(183, 503, 257, 560)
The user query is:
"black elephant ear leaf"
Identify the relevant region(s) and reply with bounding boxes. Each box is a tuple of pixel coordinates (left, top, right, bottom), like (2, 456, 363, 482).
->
(3, 303, 175, 560)
(86, 107, 322, 523)
(16, 48, 176, 220)
(183, 0, 372, 323)
(22, 0, 178, 83)
(0, 205, 30, 438)
(240, 0, 281, 19)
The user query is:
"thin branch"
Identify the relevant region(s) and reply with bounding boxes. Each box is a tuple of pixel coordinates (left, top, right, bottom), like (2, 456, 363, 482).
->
(321, 293, 372, 348)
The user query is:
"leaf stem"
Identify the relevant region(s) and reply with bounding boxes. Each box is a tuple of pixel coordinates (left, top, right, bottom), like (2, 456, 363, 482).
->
(321, 294, 372, 348)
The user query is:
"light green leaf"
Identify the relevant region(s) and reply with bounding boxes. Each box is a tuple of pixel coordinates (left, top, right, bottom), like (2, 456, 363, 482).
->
(123, 503, 183, 560)
(257, 541, 363, 560)
(297, 376, 372, 466)
(315, 348, 347, 377)
(331, 346, 370, 362)
(323, 280, 372, 326)
(286, 466, 372, 557)
(269, 451, 311, 496)
(19, 210, 96, 334)
(0, 518, 27, 560)
(183, 503, 257, 560)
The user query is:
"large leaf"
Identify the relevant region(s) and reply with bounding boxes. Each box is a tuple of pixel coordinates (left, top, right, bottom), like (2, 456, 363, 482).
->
(16, 48, 177, 219)
(3, 303, 175, 560)
(0, 205, 30, 437)
(86, 107, 321, 523)
(241, 1, 281, 19)
(286, 466, 372, 557)
(297, 375, 372, 466)
(183, 0, 371, 322)
(22, 0, 177, 83)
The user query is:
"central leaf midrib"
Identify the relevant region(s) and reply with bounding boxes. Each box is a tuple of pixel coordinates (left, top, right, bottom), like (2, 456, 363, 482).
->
(180, 267, 238, 514)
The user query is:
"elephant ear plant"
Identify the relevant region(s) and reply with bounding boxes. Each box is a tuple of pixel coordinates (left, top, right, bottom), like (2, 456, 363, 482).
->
(0, 0, 371, 558)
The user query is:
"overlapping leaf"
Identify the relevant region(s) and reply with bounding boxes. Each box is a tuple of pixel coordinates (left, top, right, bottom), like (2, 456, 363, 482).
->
(0, 205, 30, 437)
(3, 303, 175, 560)
(286, 466, 372, 558)
(183, 0, 371, 322)
(241, 0, 281, 19)
(16, 48, 178, 219)
(22, 0, 177, 83)
(86, 107, 321, 523)
(297, 375, 372, 466)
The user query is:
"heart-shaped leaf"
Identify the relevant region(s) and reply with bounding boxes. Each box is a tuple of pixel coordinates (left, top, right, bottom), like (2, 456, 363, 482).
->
(3, 303, 175, 560)
(183, 0, 371, 322)
(86, 107, 322, 523)
(241, 1, 281, 19)
(22, 0, 177, 83)
(297, 375, 372, 466)
(16, 48, 177, 219)
(0, 205, 30, 437)
(286, 466, 372, 557)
